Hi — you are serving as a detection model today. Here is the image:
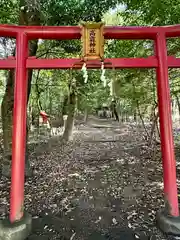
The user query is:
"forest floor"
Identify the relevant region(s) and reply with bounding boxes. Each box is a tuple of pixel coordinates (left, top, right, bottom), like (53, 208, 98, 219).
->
(1, 117, 180, 240)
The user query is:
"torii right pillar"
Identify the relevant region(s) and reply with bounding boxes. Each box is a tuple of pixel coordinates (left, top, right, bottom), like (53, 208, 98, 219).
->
(155, 32, 180, 236)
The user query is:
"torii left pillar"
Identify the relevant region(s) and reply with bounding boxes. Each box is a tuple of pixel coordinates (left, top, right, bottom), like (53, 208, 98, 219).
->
(0, 32, 31, 240)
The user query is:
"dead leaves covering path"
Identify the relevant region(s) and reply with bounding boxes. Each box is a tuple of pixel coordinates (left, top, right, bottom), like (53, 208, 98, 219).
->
(0, 119, 179, 239)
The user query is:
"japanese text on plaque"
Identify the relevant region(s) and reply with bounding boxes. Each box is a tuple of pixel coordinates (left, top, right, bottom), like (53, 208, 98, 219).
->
(89, 30, 96, 54)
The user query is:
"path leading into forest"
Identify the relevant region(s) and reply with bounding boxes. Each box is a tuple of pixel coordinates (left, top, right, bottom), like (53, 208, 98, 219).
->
(0, 117, 178, 239)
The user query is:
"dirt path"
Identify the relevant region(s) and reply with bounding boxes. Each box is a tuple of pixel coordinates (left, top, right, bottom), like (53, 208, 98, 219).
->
(0, 118, 177, 239)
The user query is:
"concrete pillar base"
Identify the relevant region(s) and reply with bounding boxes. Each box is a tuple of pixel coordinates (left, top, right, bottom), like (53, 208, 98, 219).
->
(0, 212, 31, 240)
(157, 210, 180, 236)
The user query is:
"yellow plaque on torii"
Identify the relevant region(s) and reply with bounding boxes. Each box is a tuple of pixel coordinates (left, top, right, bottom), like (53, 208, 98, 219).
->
(81, 22, 104, 61)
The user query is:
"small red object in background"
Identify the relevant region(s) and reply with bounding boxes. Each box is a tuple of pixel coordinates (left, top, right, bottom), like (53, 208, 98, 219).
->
(40, 111, 49, 124)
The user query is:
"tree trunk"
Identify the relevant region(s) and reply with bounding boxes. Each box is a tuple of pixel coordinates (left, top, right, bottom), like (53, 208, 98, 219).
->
(121, 114, 124, 123)
(111, 100, 119, 121)
(125, 113, 129, 122)
(28, 104, 32, 131)
(84, 108, 88, 123)
(149, 110, 159, 145)
(175, 94, 180, 123)
(49, 93, 53, 115)
(63, 81, 77, 141)
(1, 42, 38, 142)
(136, 100, 149, 140)
(133, 110, 137, 122)
(62, 95, 69, 115)
(1, 0, 40, 177)
(1, 70, 14, 155)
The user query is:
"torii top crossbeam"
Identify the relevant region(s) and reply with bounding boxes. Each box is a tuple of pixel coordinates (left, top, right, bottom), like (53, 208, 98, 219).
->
(1, 24, 180, 69)
(1, 24, 180, 39)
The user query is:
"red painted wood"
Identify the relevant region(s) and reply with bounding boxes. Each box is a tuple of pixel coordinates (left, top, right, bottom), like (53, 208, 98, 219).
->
(1, 23, 179, 223)
(26, 57, 158, 69)
(155, 33, 179, 216)
(10, 33, 28, 222)
(0, 24, 180, 39)
(1, 56, 180, 69)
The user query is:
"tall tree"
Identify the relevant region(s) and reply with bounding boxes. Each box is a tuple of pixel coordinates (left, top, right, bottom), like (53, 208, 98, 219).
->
(1, 0, 41, 176)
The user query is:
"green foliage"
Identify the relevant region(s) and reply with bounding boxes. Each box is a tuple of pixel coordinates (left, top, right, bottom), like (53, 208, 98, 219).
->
(123, 0, 180, 25)
(1, 0, 180, 122)
(0, 0, 18, 24)
(42, 0, 121, 25)
(76, 70, 111, 112)
(29, 69, 69, 115)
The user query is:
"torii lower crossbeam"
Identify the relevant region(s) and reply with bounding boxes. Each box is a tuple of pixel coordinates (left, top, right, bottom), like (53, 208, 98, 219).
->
(1, 56, 180, 69)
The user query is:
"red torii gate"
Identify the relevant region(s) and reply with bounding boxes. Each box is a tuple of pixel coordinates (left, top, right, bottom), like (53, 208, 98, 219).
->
(0, 24, 180, 239)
